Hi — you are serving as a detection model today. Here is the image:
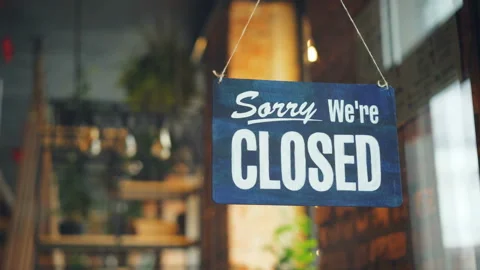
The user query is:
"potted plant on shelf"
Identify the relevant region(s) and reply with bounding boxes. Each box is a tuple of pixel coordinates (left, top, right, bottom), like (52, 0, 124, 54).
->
(264, 214, 318, 270)
(118, 34, 191, 239)
(107, 200, 142, 235)
(57, 151, 92, 235)
(68, 254, 88, 270)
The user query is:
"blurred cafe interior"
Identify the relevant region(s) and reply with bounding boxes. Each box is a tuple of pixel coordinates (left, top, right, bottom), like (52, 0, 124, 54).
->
(0, 0, 479, 269)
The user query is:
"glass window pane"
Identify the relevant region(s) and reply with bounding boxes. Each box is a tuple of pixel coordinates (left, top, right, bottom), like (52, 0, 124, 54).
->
(430, 80, 480, 250)
(380, 0, 394, 69)
(388, 0, 463, 63)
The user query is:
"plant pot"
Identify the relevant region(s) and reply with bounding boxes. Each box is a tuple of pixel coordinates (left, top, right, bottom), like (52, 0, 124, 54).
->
(59, 219, 84, 235)
(133, 218, 177, 236)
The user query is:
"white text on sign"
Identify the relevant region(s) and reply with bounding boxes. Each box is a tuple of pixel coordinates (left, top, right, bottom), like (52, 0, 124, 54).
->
(231, 130, 381, 192)
(328, 99, 379, 124)
(230, 90, 380, 125)
(229, 90, 383, 193)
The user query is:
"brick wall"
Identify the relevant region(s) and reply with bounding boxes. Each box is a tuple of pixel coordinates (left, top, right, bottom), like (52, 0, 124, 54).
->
(307, 0, 480, 269)
(305, 1, 415, 269)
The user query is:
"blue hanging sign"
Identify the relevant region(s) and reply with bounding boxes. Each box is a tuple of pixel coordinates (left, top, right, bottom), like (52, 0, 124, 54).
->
(212, 78, 402, 207)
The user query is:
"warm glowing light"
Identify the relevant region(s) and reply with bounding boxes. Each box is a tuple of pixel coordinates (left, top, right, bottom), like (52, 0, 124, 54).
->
(307, 44, 318, 63)
(157, 127, 172, 160)
(125, 134, 137, 158)
(90, 127, 100, 140)
(125, 160, 143, 176)
(89, 139, 101, 156)
(159, 148, 171, 160)
(191, 36, 208, 63)
(159, 127, 171, 149)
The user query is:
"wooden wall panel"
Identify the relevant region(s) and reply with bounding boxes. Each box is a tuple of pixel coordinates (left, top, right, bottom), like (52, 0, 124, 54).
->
(202, 2, 230, 269)
(226, 1, 302, 269)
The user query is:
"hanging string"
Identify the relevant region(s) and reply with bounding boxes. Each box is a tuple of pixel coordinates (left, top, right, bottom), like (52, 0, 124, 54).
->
(213, 0, 261, 83)
(340, 0, 389, 89)
(213, 0, 387, 88)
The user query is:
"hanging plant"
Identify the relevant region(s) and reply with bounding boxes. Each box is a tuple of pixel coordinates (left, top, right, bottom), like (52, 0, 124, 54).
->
(119, 37, 195, 114)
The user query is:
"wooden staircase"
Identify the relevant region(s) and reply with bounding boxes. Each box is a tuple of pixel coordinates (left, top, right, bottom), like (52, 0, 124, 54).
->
(2, 38, 48, 270)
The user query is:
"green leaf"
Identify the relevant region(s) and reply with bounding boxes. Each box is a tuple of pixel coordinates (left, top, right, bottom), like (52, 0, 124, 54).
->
(279, 248, 294, 264)
(267, 214, 319, 269)
(294, 239, 317, 250)
(274, 224, 294, 238)
(118, 39, 195, 114)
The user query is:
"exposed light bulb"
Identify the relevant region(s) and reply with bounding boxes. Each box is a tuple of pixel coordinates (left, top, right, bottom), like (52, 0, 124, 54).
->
(159, 127, 171, 149)
(125, 134, 137, 158)
(307, 45, 318, 63)
(89, 138, 101, 156)
(159, 148, 171, 160)
(125, 160, 143, 176)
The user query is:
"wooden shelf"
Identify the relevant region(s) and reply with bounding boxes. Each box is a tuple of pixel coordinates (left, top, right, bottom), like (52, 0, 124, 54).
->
(38, 235, 197, 251)
(117, 177, 201, 200)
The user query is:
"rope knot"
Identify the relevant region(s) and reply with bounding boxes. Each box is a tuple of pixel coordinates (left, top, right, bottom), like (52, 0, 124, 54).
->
(211, 0, 261, 84)
(377, 79, 389, 89)
(212, 70, 225, 84)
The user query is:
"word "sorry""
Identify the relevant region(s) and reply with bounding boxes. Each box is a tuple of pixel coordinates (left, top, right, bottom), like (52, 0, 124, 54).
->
(231, 130, 381, 192)
(230, 91, 322, 125)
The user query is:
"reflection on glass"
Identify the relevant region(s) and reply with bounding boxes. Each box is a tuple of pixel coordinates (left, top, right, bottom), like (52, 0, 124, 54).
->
(430, 80, 480, 250)
(404, 80, 480, 269)
(387, 0, 463, 63)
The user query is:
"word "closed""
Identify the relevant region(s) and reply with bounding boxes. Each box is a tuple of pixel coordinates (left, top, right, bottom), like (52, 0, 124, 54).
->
(231, 129, 381, 192)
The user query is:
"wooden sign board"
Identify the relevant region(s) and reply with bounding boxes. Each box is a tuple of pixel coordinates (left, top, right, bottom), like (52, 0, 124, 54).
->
(212, 78, 402, 207)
